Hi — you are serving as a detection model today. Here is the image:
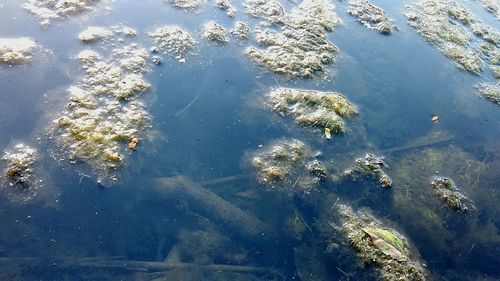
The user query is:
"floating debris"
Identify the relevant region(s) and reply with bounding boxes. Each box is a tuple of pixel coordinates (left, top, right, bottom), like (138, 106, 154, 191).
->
(431, 114, 439, 122)
(244, 0, 285, 24)
(268, 88, 357, 134)
(54, 43, 151, 175)
(152, 55, 162, 65)
(22, 0, 102, 27)
(347, 0, 393, 34)
(246, 0, 341, 78)
(148, 26, 197, 61)
(337, 204, 426, 281)
(78, 26, 136, 43)
(324, 128, 331, 140)
(0, 37, 37, 64)
(406, 0, 500, 75)
(431, 176, 474, 213)
(230, 21, 250, 41)
(250, 139, 326, 192)
(202, 21, 229, 44)
(128, 137, 139, 151)
(213, 0, 236, 17)
(344, 153, 392, 188)
(165, 0, 205, 10)
(2, 144, 38, 188)
(476, 82, 500, 105)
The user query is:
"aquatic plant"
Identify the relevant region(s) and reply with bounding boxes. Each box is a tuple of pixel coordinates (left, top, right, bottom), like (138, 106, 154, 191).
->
(406, 0, 500, 75)
(268, 87, 357, 134)
(431, 176, 474, 213)
(0, 38, 36, 64)
(338, 204, 426, 281)
(202, 21, 229, 44)
(347, 0, 393, 34)
(22, 0, 101, 27)
(246, 0, 341, 78)
(2, 144, 38, 188)
(250, 139, 326, 192)
(345, 153, 392, 188)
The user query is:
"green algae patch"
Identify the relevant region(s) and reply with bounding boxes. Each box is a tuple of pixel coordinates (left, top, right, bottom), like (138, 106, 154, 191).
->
(202, 21, 229, 44)
(165, 0, 205, 10)
(0, 38, 37, 64)
(406, 0, 500, 76)
(268, 88, 357, 135)
(54, 34, 151, 177)
(347, 0, 393, 34)
(338, 204, 426, 280)
(246, 0, 341, 78)
(250, 139, 326, 192)
(345, 153, 392, 188)
(78, 26, 136, 43)
(23, 0, 103, 27)
(244, 0, 285, 24)
(213, 0, 236, 17)
(230, 21, 250, 41)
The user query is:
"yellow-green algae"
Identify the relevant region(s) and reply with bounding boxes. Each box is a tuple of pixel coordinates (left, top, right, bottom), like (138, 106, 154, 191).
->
(246, 0, 341, 78)
(338, 204, 426, 281)
(54, 39, 151, 175)
(250, 139, 326, 192)
(347, 0, 393, 34)
(268, 87, 357, 134)
(406, 0, 500, 75)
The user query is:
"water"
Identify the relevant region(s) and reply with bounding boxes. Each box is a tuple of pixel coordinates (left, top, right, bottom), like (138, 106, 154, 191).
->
(0, 0, 499, 280)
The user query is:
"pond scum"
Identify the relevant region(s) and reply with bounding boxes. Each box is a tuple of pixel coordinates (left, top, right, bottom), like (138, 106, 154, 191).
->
(1, 0, 500, 280)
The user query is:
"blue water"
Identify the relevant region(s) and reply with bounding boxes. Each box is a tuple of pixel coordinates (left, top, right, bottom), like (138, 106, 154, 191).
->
(1, 0, 499, 280)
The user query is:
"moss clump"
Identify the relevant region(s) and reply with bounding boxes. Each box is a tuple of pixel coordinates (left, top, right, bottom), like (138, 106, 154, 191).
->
(250, 139, 326, 192)
(269, 87, 357, 134)
(345, 153, 393, 188)
(347, 0, 393, 34)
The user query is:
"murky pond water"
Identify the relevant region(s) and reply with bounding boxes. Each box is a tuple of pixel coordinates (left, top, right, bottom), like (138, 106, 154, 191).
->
(0, 0, 499, 280)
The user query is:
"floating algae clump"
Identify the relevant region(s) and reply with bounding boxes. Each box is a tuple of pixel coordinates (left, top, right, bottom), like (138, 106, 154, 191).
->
(22, 0, 101, 27)
(230, 21, 250, 41)
(2, 144, 38, 188)
(165, 0, 205, 10)
(202, 21, 228, 44)
(338, 204, 426, 281)
(246, 0, 341, 78)
(244, 0, 285, 24)
(250, 139, 326, 192)
(345, 153, 392, 188)
(406, 0, 500, 75)
(148, 26, 197, 59)
(0, 38, 37, 64)
(78, 26, 136, 43)
(268, 88, 357, 134)
(213, 0, 236, 17)
(476, 82, 500, 105)
(347, 0, 392, 34)
(481, 0, 500, 18)
(54, 43, 150, 174)
(431, 176, 474, 213)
